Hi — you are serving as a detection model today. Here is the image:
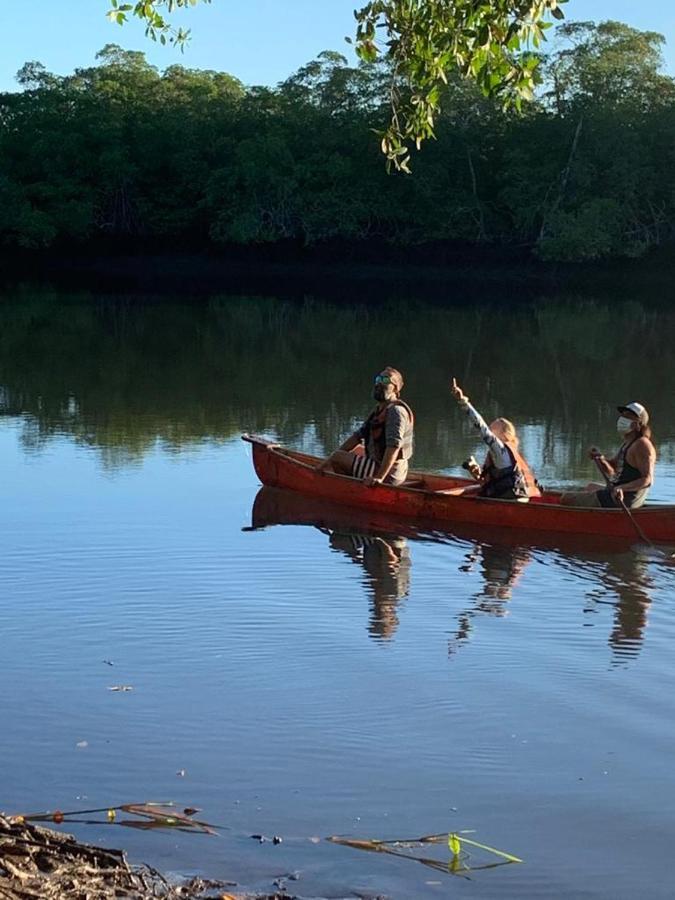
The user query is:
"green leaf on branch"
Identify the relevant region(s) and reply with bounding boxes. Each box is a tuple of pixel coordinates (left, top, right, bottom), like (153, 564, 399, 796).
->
(353, 0, 567, 170)
(104, 0, 566, 169)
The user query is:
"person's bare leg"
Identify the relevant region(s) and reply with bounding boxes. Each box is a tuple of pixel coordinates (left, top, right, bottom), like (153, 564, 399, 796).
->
(318, 450, 357, 476)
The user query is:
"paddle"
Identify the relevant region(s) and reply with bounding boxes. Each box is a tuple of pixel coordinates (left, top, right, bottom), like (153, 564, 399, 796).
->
(592, 456, 669, 559)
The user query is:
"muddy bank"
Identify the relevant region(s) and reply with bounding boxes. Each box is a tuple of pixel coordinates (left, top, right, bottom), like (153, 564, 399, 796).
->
(0, 813, 306, 900)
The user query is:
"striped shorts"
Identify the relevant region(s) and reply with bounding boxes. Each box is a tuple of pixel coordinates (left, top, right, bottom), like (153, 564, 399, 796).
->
(351, 454, 378, 481)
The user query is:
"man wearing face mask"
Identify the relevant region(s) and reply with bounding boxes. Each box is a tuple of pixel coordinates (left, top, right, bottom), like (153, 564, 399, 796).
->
(561, 402, 656, 508)
(316, 366, 414, 486)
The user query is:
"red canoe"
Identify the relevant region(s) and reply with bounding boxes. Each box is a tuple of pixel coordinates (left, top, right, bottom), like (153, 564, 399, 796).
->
(242, 434, 675, 543)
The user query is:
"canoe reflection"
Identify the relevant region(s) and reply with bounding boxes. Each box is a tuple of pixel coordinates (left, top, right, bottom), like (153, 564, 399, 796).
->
(248, 487, 656, 659)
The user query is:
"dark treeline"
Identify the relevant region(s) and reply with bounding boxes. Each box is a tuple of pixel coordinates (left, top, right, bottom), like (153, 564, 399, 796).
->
(1, 20, 675, 263)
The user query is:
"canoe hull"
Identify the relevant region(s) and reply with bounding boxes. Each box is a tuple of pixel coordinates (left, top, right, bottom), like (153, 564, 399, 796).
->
(243, 435, 675, 543)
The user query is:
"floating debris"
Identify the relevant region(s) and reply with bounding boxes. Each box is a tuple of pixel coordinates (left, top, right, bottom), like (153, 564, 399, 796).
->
(327, 829, 523, 877)
(14, 801, 217, 836)
(1, 808, 403, 898)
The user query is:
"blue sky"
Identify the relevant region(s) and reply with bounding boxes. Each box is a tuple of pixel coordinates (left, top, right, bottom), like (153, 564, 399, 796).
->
(0, 0, 673, 92)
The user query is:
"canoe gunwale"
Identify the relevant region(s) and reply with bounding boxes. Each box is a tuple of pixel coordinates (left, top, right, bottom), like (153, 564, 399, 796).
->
(241, 434, 675, 540)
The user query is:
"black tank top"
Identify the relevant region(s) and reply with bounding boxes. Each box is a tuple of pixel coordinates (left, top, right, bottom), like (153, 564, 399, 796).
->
(612, 436, 649, 507)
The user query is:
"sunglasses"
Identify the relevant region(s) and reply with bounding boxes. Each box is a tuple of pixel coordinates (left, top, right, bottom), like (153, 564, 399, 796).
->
(374, 374, 393, 385)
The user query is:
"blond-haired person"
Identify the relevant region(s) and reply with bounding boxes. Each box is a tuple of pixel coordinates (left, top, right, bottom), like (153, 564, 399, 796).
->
(450, 378, 540, 500)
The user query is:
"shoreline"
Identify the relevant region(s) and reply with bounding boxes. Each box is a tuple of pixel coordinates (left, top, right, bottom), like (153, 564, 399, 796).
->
(1, 244, 673, 304)
(0, 813, 300, 900)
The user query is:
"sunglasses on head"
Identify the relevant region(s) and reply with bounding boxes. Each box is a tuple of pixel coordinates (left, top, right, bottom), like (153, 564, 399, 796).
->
(374, 374, 393, 385)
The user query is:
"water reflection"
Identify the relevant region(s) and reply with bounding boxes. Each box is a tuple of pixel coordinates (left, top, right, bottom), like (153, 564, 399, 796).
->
(249, 487, 662, 663)
(4, 288, 675, 899)
(586, 551, 655, 664)
(450, 523, 659, 663)
(449, 543, 533, 655)
(1, 289, 675, 481)
(328, 532, 411, 641)
(250, 487, 412, 641)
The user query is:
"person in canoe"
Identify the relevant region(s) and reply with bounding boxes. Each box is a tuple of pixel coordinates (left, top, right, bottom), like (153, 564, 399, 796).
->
(316, 366, 414, 486)
(560, 402, 655, 509)
(449, 378, 541, 500)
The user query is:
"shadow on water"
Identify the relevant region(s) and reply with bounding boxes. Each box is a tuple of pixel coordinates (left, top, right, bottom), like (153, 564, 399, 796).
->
(248, 486, 661, 663)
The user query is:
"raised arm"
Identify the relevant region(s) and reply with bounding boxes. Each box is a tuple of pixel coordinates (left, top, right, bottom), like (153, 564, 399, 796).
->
(450, 378, 507, 454)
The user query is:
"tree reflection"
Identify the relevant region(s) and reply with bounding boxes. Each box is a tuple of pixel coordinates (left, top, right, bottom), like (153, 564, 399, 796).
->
(1, 290, 674, 477)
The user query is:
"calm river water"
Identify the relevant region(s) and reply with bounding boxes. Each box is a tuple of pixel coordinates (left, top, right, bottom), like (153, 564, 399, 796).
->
(2, 286, 675, 898)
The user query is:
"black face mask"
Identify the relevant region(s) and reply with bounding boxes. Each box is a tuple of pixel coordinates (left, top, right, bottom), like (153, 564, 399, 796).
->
(373, 384, 393, 402)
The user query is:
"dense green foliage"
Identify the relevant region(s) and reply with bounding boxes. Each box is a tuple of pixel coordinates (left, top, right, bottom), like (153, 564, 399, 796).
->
(353, 0, 566, 169)
(1, 21, 674, 261)
(105, 0, 567, 170)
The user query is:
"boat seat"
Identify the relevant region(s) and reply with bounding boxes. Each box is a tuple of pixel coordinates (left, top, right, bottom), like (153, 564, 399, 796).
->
(402, 479, 426, 488)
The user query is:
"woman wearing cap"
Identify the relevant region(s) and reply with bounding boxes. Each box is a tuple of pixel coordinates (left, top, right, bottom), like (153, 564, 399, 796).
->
(561, 402, 656, 509)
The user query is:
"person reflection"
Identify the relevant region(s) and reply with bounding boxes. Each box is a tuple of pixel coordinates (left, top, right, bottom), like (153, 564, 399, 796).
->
(449, 542, 532, 655)
(604, 553, 653, 664)
(249, 488, 412, 640)
(327, 531, 411, 641)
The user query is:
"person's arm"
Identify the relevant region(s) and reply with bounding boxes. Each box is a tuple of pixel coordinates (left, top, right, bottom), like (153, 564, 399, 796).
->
(371, 445, 400, 484)
(462, 400, 505, 451)
(450, 378, 510, 465)
(457, 398, 513, 468)
(613, 439, 655, 499)
(589, 446, 617, 478)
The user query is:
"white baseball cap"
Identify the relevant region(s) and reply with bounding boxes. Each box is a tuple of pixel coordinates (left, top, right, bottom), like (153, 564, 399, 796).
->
(617, 402, 649, 425)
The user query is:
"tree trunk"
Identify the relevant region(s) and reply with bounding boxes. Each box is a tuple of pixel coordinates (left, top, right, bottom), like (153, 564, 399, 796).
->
(537, 116, 584, 246)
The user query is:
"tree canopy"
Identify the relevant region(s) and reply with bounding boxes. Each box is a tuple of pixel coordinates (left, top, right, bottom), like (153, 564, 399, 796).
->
(106, 0, 568, 169)
(2, 21, 674, 260)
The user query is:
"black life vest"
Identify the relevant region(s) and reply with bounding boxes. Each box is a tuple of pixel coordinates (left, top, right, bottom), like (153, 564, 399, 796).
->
(361, 400, 414, 463)
(480, 444, 541, 499)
